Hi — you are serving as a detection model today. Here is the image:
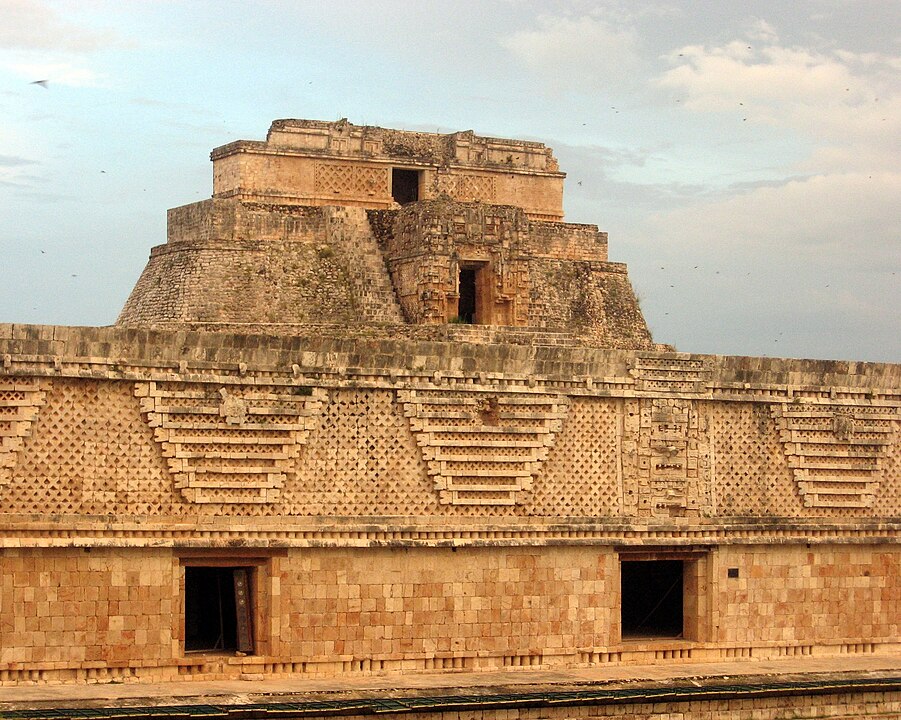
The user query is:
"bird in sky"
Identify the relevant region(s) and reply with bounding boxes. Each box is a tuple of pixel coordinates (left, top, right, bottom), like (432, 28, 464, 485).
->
(29, 80, 49, 89)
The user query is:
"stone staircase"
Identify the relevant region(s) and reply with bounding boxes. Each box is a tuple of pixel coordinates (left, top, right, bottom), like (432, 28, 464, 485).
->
(324, 207, 404, 324)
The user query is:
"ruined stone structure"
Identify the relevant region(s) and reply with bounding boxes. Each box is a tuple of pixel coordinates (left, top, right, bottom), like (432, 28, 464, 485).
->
(0, 120, 899, 718)
(118, 119, 650, 346)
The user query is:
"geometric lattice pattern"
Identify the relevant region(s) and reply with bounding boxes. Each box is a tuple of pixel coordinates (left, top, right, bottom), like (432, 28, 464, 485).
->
(771, 402, 898, 508)
(315, 163, 388, 198)
(398, 389, 570, 506)
(3, 379, 173, 516)
(455, 174, 497, 202)
(135, 381, 326, 504)
(622, 398, 711, 517)
(285, 389, 437, 516)
(632, 354, 709, 393)
(536, 398, 620, 516)
(711, 403, 798, 517)
(0, 378, 47, 489)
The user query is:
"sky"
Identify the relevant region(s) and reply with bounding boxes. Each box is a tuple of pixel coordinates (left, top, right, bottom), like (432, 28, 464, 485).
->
(0, 0, 899, 363)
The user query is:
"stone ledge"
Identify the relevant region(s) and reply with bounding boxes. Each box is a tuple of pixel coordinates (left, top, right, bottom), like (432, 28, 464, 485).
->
(1, 654, 900, 713)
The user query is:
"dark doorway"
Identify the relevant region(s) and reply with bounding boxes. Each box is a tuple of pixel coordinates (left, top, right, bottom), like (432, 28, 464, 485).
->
(391, 169, 420, 204)
(621, 559, 683, 638)
(184, 566, 254, 653)
(458, 267, 477, 323)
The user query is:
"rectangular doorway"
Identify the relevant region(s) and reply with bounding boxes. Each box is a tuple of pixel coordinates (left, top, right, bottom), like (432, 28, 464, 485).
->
(620, 559, 684, 639)
(458, 266, 478, 323)
(391, 168, 420, 204)
(184, 566, 254, 653)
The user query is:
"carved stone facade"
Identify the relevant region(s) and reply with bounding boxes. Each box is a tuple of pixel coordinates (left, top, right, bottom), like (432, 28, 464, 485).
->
(118, 120, 651, 348)
(211, 119, 564, 220)
(0, 120, 899, 702)
(135, 381, 326, 504)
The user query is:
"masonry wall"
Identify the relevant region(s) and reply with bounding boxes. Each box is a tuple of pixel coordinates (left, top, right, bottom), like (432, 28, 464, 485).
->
(119, 201, 402, 325)
(1, 543, 899, 684)
(528, 260, 649, 348)
(210, 119, 566, 220)
(369, 200, 651, 343)
(274, 546, 614, 664)
(0, 326, 898, 684)
(0, 548, 175, 671)
(201, 694, 901, 720)
(713, 544, 901, 647)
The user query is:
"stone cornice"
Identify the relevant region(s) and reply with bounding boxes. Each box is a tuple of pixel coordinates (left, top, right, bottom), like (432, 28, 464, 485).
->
(1, 515, 899, 548)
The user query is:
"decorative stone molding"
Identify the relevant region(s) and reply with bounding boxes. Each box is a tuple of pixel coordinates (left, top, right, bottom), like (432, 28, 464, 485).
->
(771, 402, 898, 508)
(455, 174, 497, 202)
(622, 398, 712, 517)
(314, 162, 388, 198)
(135, 381, 326, 504)
(398, 389, 570, 506)
(1, 516, 897, 548)
(0, 378, 47, 489)
(632, 354, 710, 394)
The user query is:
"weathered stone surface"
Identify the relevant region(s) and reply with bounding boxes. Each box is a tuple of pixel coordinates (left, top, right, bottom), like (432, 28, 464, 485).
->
(1, 120, 899, 693)
(119, 121, 651, 347)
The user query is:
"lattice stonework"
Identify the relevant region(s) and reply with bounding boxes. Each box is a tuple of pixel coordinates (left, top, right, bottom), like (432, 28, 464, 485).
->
(135, 382, 326, 504)
(632, 355, 709, 393)
(314, 163, 388, 198)
(535, 398, 621, 516)
(455, 174, 497, 202)
(771, 402, 898, 508)
(0, 378, 47, 488)
(622, 398, 712, 517)
(398, 389, 570, 506)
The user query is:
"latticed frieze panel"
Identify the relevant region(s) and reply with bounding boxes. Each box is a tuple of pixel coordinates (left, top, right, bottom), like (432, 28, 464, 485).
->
(535, 397, 621, 516)
(878, 424, 901, 515)
(621, 398, 712, 518)
(135, 382, 326, 504)
(314, 163, 389, 198)
(771, 402, 898, 509)
(285, 388, 437, 516)
(632, 355, 710, 393)
(0, 378, 47, 489)
(455, 174, 497, 202)
(711, 403, 799, 517)
(3, 379, 174, 515)
(398, 389, 570, 506)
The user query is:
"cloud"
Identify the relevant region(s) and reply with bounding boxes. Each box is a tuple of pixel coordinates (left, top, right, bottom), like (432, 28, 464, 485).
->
(501, 12, 640, 89)
(636, 170, 901, 356)
(0, 154, 36, 167)
(637, 21, 901, 361)
(656, 25, 901, 174)
(0, 0, 114, 53)
(647, 171, 901, 256)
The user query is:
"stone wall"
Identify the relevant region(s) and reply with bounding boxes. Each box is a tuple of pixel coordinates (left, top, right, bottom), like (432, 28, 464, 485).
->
(119, 198, 651, 346)
(0, 324, 899, 684)
(1, 543, 899, 684)
(118, 201, 402, 325)
(210, 120, 566, 219)
(366, 199, 650, 343)
(0, 324, 898, 521)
